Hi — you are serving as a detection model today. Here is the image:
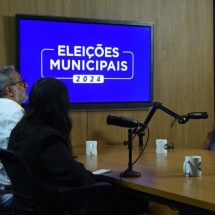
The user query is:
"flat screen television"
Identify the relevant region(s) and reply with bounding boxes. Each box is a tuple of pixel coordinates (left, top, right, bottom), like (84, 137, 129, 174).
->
(16, 14, 154, 110)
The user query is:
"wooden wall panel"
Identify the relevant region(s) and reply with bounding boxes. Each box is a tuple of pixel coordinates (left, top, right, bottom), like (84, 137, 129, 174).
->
(0, 0, 213, 150)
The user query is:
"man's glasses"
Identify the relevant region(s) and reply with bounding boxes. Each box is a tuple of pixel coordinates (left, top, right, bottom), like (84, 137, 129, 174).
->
(8, 79, 26, 87)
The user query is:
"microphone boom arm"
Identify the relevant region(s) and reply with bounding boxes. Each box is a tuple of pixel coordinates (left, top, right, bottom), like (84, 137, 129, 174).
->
(142, 101, 205, 129)
(142, 102, 181, 128)
(138, 102, 187, 146)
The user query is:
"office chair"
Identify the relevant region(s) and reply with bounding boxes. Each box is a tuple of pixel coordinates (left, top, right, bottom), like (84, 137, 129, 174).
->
(0, 148, 111, 215)
(0, 185, 13, 215)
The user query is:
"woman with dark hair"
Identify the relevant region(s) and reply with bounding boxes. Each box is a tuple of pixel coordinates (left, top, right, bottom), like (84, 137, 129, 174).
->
(8, 78, 151, 215)
(8, 78, 95, 189)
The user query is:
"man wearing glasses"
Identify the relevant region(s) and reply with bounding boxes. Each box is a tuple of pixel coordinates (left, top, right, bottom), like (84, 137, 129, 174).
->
(0, 65, 28, 213)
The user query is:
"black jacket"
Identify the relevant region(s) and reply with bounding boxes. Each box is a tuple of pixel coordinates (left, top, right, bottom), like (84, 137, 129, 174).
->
(8, 119, 95, 188)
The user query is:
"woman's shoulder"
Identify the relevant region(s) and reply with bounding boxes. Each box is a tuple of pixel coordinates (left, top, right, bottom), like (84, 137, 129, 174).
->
(15, 119, 63, 140)
(31, 120, 62, 137)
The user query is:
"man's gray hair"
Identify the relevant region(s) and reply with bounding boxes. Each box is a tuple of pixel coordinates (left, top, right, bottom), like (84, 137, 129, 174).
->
(0, 65, 16, 98)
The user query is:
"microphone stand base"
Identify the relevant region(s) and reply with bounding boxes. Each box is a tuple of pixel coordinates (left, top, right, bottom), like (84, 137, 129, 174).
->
(120, 169, 141, 178)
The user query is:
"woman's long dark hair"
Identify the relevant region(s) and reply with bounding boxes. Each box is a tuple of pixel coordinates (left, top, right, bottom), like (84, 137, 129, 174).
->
(18, 78, 72, 142)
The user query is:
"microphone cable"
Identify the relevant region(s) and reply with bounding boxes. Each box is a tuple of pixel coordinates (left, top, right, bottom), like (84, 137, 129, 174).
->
(132, 125, 150, 166)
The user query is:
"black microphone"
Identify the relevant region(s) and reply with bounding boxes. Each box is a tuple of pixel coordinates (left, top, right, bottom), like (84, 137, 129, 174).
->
(107, 115, 140, 128)
(178, 112, 208, 124)
(187, 112, 208, 119)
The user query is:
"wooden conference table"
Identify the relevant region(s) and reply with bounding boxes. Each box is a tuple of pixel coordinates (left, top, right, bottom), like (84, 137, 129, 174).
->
(76, 145, 215, 215)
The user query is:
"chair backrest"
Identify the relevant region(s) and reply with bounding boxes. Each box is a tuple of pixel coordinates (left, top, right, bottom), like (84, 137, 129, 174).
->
(0, 148, 111, 215)
(0, 148, 47, 215)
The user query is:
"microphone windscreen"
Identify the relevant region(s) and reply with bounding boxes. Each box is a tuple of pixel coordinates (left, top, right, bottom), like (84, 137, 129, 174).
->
(106, 115, 139, 128)
(188, 112, 208, 119)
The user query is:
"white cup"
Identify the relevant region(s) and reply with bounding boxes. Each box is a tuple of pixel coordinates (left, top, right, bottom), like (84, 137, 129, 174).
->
(86, 140, 97, 155)
(156, 139, 168, 153)
(183, 155, 202, 177)
(86, 155, 97, 170)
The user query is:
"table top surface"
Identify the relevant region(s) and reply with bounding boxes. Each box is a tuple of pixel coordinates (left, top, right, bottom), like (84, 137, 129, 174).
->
(76, 146, 215, 212)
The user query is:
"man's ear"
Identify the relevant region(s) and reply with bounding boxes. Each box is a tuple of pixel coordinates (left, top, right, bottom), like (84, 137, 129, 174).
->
(5, 86, 14, 98)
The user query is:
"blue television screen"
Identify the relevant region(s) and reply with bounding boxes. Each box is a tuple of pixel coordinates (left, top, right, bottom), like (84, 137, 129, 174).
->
(16, 14, 154, 109)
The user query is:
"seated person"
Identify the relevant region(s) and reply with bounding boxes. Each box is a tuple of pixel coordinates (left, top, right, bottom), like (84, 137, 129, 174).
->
(8, 78, 96, 214)
(0, 65, 28, 213)
(202, 125, 215, 151)
(8, 78, 151, 215)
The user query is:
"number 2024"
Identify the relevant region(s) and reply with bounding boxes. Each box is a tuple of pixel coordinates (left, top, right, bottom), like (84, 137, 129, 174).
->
(73, 75, 104, 83)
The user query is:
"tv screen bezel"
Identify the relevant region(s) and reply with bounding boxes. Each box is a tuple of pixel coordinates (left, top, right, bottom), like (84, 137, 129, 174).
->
(16, 14, 154, 110)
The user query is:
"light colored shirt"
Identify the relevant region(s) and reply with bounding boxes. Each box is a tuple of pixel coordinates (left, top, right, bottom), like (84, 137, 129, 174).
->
(0, 98, 24, 205)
